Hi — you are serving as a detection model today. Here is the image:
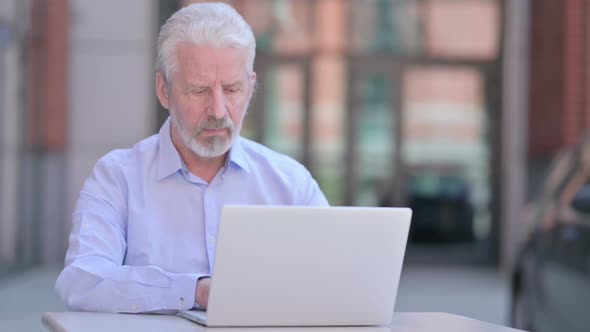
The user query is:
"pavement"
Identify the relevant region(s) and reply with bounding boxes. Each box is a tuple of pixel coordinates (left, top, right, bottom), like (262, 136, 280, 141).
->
(0, 264, 510, 331)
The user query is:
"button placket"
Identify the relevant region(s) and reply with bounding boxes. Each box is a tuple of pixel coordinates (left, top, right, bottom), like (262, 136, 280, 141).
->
(202, 187, 219, 270)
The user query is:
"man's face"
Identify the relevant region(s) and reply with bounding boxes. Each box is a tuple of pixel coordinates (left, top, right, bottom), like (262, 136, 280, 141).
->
(158, 43, 255, 158)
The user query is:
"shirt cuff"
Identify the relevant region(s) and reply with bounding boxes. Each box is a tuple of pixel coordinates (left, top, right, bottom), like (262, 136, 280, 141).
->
(168, 273, 204, 310)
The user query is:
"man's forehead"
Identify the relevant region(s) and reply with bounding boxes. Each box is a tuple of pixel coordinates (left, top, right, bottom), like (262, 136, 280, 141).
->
(184, 80, 245, 88)
(180, 68, 248, 85)
(176, 43, 249, 65)
(174, 43, 249, 79)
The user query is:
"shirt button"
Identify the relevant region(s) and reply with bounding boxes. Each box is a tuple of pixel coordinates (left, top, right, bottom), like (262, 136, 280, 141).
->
(83, 224, 89, 230)
(131, 304, 137, 310)
(180, 297, 185, 307)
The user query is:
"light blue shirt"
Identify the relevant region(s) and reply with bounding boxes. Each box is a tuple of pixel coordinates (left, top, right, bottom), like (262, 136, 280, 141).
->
(55, 118, 328, 313)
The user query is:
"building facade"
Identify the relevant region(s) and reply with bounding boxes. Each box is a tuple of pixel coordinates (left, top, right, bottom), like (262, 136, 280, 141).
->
(3, 0, 567, 273)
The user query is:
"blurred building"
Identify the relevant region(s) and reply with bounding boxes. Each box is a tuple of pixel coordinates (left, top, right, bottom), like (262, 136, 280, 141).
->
(527, 0, 590, 197)
(186, 0, 503, 266)
(0, 0, 573, 275)
(0, 0, 157, 272)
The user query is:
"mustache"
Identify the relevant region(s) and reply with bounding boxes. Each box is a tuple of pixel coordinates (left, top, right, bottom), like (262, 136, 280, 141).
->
(196, 117, 233, 131)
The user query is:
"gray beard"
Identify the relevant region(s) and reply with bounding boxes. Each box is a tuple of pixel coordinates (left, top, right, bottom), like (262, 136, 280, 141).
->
(170, 113, 236, 158)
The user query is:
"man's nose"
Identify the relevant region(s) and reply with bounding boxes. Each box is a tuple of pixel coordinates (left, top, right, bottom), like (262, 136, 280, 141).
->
(208, 86, 227, 119)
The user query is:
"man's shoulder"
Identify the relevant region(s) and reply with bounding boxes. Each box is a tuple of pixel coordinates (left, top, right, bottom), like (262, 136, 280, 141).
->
(236, 137, 328, 205)
(96, 134, 159, 170)
(237, 137, 310, 175)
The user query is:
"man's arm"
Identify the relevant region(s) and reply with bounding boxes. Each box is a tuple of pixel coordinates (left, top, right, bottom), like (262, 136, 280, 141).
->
(302, 171, 330, 206)
(56, 255, 202, 313)
(55, 156, 206, 313)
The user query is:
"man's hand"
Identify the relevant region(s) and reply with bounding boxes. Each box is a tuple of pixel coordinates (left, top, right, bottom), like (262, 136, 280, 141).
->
(195, 277, 211, 309)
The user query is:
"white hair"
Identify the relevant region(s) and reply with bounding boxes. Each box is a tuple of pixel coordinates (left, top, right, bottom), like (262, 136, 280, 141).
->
(156, 2, 256, 84)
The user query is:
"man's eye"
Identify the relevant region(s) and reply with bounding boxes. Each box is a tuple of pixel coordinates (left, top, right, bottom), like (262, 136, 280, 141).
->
(225, 88, 240, 94)
(191, 89, 207, 95)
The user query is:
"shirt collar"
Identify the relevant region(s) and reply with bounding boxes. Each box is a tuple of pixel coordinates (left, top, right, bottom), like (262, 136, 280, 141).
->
(226, 137, 251, 173)
(157, 117, 184, 181)
(157, 117, 251, 181)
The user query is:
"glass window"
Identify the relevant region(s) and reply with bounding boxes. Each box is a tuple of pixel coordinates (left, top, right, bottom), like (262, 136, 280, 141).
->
(311, 55, 346, 205)
(242, 64, 305, 160)
(402, 66, 490, 242)
(355, 74, 396, 206)
(350, 0, 422, 54)
(263, 65, 305, 159)
(242, 0, 314, 54)
(423, 0, 500, 59)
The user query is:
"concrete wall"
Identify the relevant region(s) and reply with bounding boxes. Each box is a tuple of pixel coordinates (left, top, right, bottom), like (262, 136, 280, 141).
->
(0, 0, 22, 267)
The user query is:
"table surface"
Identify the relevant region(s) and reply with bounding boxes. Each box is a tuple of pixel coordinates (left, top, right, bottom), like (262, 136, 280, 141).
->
(42, 312, 525, 332)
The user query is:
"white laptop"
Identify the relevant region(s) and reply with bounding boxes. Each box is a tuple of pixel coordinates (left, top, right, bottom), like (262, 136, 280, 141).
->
(178, 205, 412, 327)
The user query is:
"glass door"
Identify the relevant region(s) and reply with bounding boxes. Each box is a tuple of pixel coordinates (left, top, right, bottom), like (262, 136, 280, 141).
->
(347, 58, 496, 263)
(401, 65, 492, 247)
(345, 58, 402, 207)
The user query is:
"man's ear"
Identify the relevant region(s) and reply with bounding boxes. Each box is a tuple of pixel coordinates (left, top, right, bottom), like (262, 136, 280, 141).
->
(156, 72, 170, 109)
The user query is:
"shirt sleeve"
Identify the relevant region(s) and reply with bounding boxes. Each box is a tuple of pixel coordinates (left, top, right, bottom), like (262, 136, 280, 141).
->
(55, 155, 205, 313)
(302, 172, 330, 207)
